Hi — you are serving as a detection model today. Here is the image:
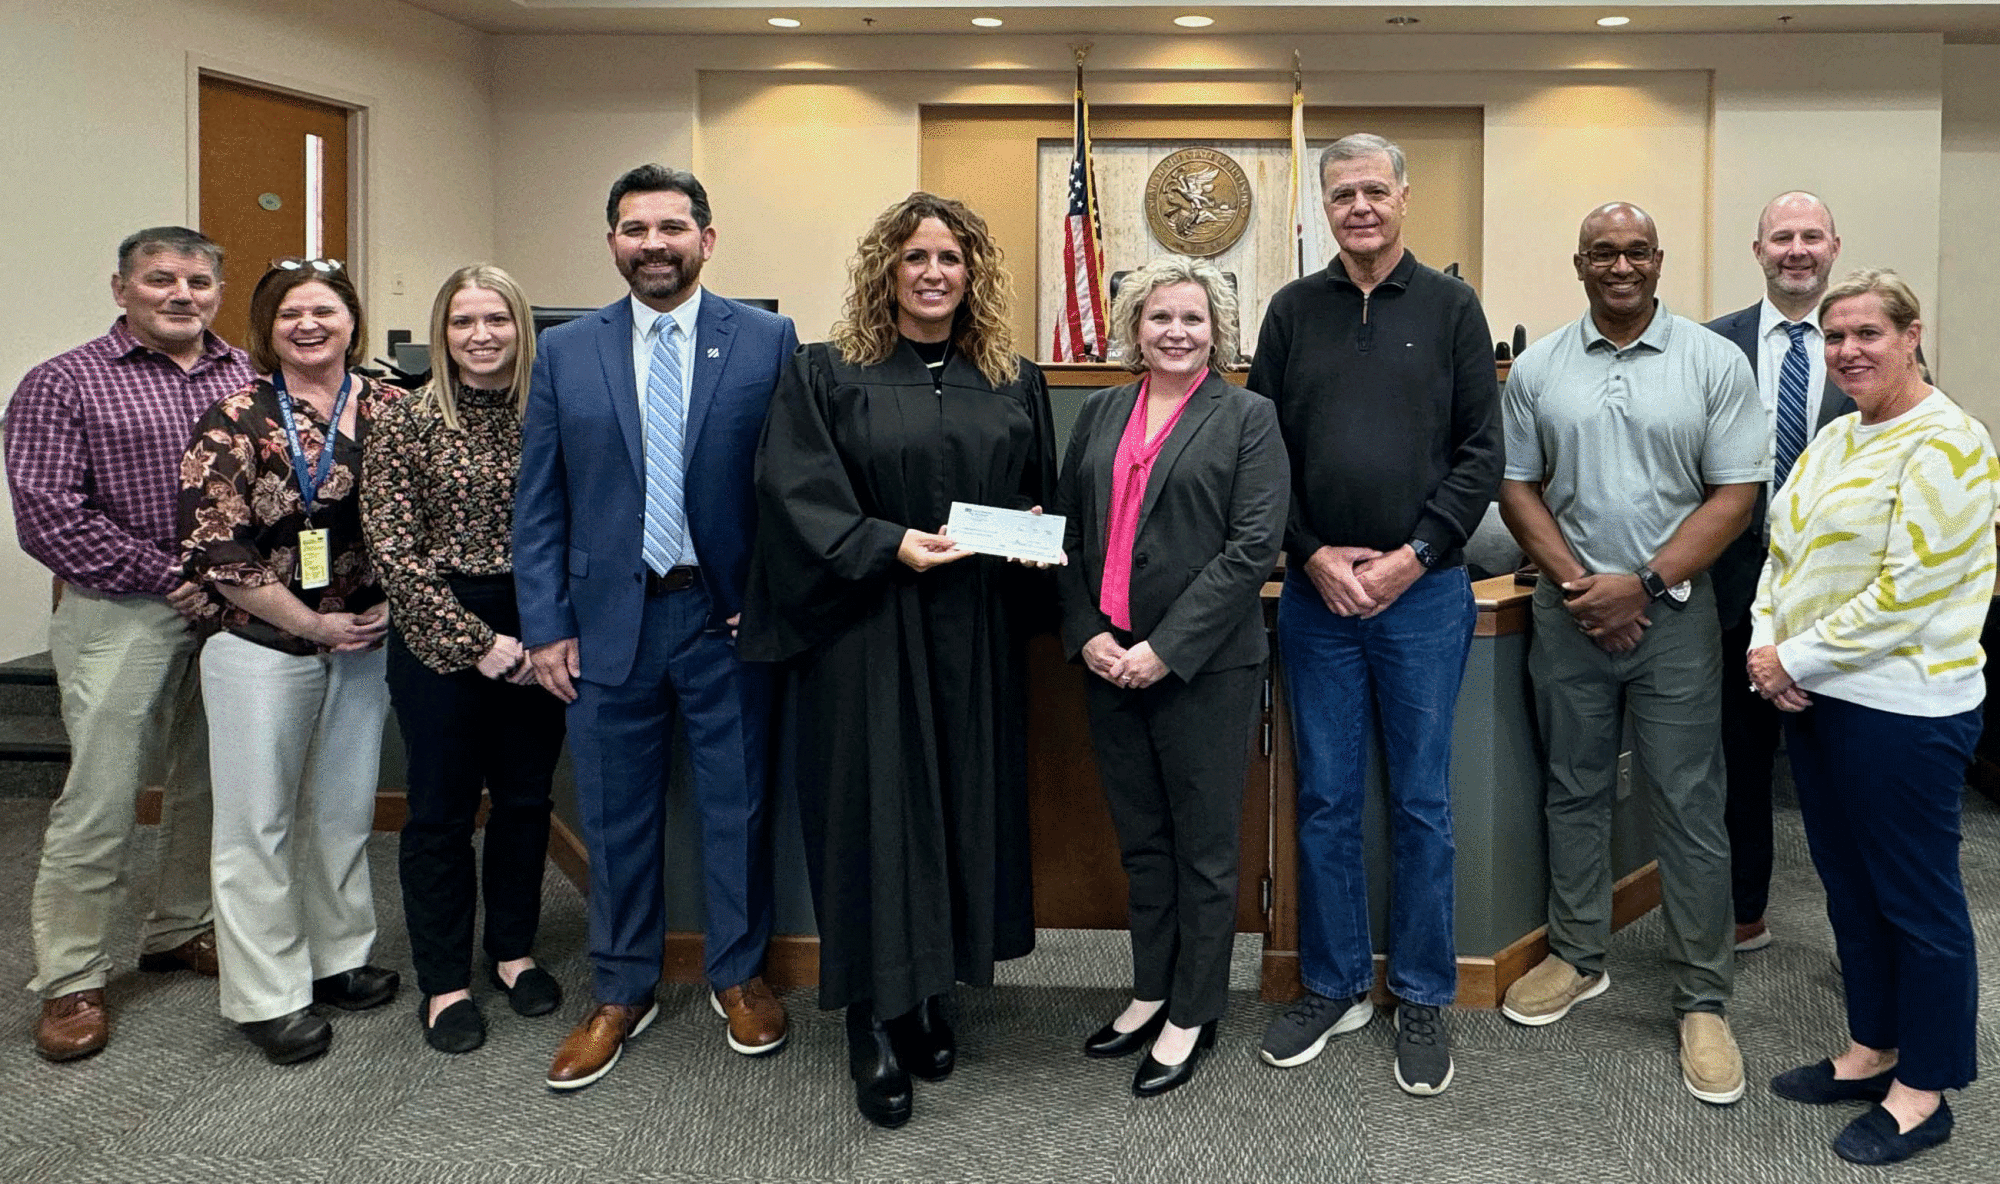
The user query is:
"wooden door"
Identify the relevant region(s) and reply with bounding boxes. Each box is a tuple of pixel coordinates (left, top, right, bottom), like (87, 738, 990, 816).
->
(198, 75, 351, 351)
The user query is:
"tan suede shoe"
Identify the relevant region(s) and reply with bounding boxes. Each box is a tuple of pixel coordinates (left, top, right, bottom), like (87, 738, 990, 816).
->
(711, 976, 788, 1056)
(1680, 1012, 1746, 1105)
(138, 927, 220, 976)
(545, 1000, 658, 1091)
(35, 989, 108, 1062)
(1500, 954, 1609, 1027)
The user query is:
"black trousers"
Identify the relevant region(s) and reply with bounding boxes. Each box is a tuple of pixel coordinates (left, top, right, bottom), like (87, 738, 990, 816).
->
(387, 576, 567, 996)
(1083, 661, 1259, 1028)
(1719, 617, 1781, 925)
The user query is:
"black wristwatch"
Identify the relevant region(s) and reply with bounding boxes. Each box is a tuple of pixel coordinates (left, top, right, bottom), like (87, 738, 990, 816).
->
(1409, 538, 1439, 569)
(1636, 565, 1691, 609)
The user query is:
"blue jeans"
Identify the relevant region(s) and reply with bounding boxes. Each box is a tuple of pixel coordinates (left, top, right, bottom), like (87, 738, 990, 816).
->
(1279, 565, 1474, 1007)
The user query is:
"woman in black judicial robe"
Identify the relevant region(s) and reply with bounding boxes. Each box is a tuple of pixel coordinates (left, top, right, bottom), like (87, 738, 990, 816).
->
(739, 192, 1056, 1130)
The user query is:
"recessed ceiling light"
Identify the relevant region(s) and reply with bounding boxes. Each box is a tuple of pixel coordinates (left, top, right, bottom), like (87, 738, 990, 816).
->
(971, 16, 1003, 27)
(1597, 16, 1630, 26)
(766, 16, 800, 28)
(1385, 15, 1420, 26)
(1173, 15, 1214, 28)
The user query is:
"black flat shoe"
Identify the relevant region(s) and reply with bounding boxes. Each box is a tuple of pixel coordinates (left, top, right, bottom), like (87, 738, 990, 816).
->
(1083, 1007, 1168, 1059)
(1133, 1020, 1217, 1098)
(420, 995, 486, 1054)
(846, 1003, 912, 1129)
(489, 964, 563, 1017)
(1770, 1059, 1895, 1105)
(239, 1007, 332, 1065)
(312, 965, 399, 1011)
(885, 995, 955, 1081)
(1834, 1100, 1954, 1165)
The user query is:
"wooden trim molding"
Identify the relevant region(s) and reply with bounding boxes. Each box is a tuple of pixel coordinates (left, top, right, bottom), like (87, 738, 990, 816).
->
(1259, 860, 1661, 1009)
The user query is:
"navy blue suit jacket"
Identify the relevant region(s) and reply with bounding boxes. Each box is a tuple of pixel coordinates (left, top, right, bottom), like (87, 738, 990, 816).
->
(1704, 301, 1856, 630)
(513, 292, 798, 685)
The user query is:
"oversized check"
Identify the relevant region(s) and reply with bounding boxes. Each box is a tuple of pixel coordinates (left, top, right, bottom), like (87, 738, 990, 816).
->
(944, 502, 1066, 565)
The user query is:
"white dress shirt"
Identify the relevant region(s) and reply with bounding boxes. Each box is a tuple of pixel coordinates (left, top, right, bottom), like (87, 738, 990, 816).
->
(1755, 295, 1827, 488)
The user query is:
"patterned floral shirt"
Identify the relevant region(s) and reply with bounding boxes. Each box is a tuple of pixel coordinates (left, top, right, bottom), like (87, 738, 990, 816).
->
(361, 384, 523, 674)
(178, 375, 396, 654)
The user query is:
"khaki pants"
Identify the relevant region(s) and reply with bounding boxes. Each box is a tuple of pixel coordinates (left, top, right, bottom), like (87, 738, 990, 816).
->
(30, 587, 212, 998)
(1528, 576, 1735, 1015)
(200, 631, 387, 1022)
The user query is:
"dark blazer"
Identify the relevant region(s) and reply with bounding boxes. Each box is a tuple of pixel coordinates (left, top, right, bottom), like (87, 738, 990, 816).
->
(513, 292, 799, 685)
(1055, 370, 1289, 681)
(1704, 301, 1856, 630)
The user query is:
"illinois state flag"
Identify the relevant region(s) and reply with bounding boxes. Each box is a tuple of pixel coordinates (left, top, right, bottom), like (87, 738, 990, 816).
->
(1052, 61, 1108, 362)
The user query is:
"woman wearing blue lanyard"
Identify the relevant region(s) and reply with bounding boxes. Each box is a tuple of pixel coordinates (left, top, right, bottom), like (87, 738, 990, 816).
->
(179, 259, 400, 1065)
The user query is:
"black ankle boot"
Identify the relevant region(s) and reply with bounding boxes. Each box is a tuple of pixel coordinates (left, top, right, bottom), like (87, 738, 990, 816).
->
(885, 995, 955, 1081)
(846, 1002, 913, 1128)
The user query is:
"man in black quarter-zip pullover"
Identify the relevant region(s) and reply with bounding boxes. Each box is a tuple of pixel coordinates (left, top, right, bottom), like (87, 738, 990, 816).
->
(1247, 133, 1501, 1099)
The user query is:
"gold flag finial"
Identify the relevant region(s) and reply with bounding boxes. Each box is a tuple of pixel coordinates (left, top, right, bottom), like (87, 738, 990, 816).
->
(1074, 43, 1092, 67)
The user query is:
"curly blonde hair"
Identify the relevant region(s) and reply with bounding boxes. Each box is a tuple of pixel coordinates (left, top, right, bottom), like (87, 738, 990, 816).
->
(1108, 255, 1240, 374)
(829, 192, 1018, 388)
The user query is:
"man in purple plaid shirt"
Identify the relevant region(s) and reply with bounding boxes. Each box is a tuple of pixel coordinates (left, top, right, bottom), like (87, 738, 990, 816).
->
(4, 226, 253, 1061)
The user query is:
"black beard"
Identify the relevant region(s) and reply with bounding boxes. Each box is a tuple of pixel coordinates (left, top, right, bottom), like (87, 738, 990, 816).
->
(621, 252, 700, 301)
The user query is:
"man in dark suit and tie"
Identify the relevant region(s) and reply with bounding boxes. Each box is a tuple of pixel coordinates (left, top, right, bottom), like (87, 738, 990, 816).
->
(1705, 191, 1854, 955)
(514, 164, 798, 1090)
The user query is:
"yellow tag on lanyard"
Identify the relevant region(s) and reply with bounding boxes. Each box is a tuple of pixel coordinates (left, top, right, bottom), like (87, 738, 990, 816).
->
(298, 528, 331, 590)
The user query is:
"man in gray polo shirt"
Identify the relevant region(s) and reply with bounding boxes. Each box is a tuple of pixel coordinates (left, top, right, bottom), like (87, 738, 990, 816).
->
(1497, 202, 1765, 1106)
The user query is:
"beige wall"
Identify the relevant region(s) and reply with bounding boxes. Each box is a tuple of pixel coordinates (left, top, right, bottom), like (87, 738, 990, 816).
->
(490, 32, 1942, 348)
(0, 17, 1984, 659)
(1941, 45, 2000, 427)
(0, 0, 494, 660)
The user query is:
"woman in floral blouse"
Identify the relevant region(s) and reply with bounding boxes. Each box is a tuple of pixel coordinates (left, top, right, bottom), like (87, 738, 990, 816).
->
(179, 260, 400, 1065)
(362, 264, 566, 1054)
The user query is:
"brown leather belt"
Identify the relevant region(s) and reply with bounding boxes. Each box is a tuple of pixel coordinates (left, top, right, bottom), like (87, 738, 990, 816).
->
(645, 565, 700, 596)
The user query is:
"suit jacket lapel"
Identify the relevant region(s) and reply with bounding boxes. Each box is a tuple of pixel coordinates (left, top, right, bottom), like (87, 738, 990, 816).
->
(686, 294, 734, 454)
(1138, 372, 1225, 529)
(596, 300, 644, 480)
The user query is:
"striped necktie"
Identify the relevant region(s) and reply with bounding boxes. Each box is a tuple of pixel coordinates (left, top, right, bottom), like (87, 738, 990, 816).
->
(642, 318, 688, 575)
(1773, 321, 1811, 489)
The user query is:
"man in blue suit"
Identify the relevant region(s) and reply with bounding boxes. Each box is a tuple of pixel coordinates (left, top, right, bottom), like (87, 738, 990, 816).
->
(514, 164, 798, 1090)
(1705, 191, 1854, 956)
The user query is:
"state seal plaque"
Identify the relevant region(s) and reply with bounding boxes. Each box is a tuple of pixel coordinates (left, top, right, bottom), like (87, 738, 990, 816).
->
(1144, 147, 1253, 257)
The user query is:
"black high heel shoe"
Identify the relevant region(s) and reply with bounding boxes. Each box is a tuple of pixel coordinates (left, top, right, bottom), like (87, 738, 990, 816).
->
(1132, 1020, 1217, 1098)
(885, 995, 955, 1081)
(1083, 1006, 1168, 1059)
(846, 1003, 913, 1128)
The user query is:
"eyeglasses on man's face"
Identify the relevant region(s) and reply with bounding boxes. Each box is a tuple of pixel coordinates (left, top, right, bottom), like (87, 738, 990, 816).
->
(1580, 245, 1657, 269)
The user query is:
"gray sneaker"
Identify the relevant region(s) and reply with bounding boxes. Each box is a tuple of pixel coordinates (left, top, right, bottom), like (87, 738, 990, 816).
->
(1393, 1002, 1454, 1096)
(1259, 991, 1375, 1068)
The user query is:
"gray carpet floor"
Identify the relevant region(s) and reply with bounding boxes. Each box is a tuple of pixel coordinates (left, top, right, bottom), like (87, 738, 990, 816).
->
(3, 781, 1999, 1184)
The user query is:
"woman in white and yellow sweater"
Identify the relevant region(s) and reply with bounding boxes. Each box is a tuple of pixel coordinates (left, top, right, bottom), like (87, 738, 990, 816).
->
(1749, 269, 1996, 1166)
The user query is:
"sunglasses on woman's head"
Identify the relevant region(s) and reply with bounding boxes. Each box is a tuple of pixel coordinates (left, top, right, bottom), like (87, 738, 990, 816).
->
(269, 257, 346, 275)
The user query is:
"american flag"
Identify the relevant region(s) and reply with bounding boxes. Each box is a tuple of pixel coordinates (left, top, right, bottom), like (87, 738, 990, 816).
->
(1289, 56, 1311, 278)
(1052, 61, 1108, 362)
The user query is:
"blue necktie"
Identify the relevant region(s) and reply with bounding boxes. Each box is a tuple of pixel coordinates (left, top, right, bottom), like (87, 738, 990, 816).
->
(642, 319, 688, 574)
(1774, 321, 1811, 489)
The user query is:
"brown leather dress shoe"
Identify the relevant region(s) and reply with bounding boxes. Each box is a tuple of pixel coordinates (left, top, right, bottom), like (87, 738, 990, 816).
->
(712, 976, 788, 1056)
(137, 927, 220, 976)
(546, 999, 658, 1092)
(35, 989, 108, 1062)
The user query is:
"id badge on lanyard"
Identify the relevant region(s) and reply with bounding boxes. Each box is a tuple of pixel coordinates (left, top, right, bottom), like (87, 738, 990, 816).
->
(273, 373, 353, 591)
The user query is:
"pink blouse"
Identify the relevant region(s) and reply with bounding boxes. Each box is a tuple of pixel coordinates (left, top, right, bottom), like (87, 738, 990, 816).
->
(1099, 370, 1207, 630)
